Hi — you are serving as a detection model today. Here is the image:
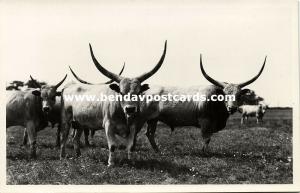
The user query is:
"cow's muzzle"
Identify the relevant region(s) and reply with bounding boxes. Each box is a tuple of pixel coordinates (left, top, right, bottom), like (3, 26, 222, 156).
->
(124, 106, 137, 115)
(43, 106, 50, 113)
(227, 106, 237, 114)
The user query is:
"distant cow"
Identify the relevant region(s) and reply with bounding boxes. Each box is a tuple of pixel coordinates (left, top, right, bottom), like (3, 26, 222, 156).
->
(238, 103, 268, 124)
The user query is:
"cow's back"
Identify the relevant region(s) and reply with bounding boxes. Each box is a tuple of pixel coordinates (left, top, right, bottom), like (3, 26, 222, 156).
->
(143, 85, 228, 129)
(239, 105, 259, 116)
(62, 83, 124, 129)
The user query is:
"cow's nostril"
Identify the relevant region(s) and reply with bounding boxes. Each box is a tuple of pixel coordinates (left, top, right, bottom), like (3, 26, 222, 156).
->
(43, 106, 50, 112)
(125, 106, 136, 114)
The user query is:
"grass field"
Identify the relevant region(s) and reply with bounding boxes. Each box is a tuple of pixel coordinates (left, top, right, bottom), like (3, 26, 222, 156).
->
(6, 108, 293, 184)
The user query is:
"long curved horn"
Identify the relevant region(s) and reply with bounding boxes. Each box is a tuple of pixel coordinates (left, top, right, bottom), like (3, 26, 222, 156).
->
(238, 56, 267, 88)
(69, 62, 126, 85)
(136, 40, 167, 82)
(54, 74, 67, 89)
(89, 43, 122, 83)
(29, 75, 41, 88)
(69, 66, 92, 85)
(104, 62, 125, 84)
(199, 54, 226, 88)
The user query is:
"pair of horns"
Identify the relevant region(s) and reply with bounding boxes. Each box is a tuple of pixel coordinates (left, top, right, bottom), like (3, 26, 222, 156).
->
(90, 40, 167, 83)
(200, 55, 267, 88)
(30, 74, 67, 89)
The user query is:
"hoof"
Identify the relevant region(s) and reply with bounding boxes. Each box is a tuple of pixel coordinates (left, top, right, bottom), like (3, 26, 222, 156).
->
(60, 153, 66, 160)
(19, 144, 26, 148)
(154, 148, 160, 153)
(85, 143, 92, 147)
(107, 162, 115, 167)
(75, 152, 81, 157)
(30, 154, 37, 159)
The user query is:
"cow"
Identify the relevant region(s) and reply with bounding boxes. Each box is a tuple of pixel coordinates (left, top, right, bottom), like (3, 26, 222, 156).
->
(238, 103, 268, 124)
(27, 65, 125, 148)
(20, 75, 67, 148)
(6, 88, 47, 158)
(139, 55, 267, 153)
(69, 64, 125, 146)
(60, 41, 167, 166)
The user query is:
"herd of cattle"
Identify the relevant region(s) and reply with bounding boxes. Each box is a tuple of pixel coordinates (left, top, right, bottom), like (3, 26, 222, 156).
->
(6, 41, 269, 166)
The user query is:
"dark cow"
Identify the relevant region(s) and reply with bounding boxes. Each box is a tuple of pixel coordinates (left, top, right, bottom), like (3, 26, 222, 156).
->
(139, 55, 267, 152)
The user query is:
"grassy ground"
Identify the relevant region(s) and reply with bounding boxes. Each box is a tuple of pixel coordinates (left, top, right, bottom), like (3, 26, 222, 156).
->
(6, 108, 293, 184)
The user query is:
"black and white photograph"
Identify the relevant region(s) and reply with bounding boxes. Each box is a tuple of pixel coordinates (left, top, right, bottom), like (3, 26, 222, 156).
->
(1, 0, 299, 192)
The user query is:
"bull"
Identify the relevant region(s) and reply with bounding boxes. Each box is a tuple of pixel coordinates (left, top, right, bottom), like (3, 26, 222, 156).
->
(60, 41, 167, 166)
(140, 55, 267, 153)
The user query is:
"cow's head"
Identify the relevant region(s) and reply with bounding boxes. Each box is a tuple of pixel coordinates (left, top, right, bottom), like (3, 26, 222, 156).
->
(200, 55, 266, 114)
(30, 75, 67, 113)
(259, 102, 268, 113)
(89, 41, 167, 118)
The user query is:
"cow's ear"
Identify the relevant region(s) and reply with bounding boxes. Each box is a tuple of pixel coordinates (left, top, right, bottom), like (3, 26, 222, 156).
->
(32, 89, 41, 96)
(140, 84, 150, 93)
(56, 91, 62, 96)
(109, 83, 120, 93)
(239, 88, 251, 95)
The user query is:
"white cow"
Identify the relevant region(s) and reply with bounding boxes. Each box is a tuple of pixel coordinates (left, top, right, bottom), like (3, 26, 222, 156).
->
(238, 103, 268, 124)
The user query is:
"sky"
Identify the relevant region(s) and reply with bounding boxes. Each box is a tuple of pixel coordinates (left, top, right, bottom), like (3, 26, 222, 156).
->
(0, 0, 298, 107)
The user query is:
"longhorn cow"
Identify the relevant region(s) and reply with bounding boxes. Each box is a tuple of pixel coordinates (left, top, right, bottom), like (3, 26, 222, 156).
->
(60, 41, 167, 166)
(139, 55, 267, 153)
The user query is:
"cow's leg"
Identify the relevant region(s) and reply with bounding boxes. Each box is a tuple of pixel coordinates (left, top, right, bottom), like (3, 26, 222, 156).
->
(26, 121, 37, 158)
(256, 116, 259, 124)
(73, 123, 83, 157)
(105, 121, 117, 167)
(146, 119, 160, 152)
(56, 124, 61, 147)
(126, 124, 138, 161)
(199, 119, 213, 154)
(170, 126, 175, 136)
(60, 119, 71, 159)
(241, 117, 244, 125)
(90, 129, 96, 145)
(83, 128, 90, 147)
(130, 131, 138, 152)
(91, 129, 95, 138)
(201, 133, 212, 153)
(22, 128, 28, 146)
